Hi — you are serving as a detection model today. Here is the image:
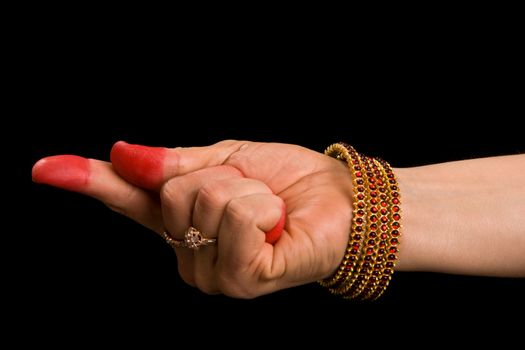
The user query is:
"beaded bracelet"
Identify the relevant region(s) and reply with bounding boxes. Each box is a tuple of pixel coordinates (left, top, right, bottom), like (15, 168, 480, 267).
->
(318, 144, 366, 289)
(319, 143, 401, 301)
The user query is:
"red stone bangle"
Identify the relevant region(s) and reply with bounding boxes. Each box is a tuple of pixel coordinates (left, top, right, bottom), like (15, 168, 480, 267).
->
(331, 153, 377, 297)
(354, 156, 394, 299)
(367, 158, 401, 300)
(344, 155, 389, 299)
(318, 143, 366, 289)
(319, 143, 401, 301)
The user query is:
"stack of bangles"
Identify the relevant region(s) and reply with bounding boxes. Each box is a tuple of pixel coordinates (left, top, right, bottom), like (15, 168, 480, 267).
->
(319, 143, 401, 301)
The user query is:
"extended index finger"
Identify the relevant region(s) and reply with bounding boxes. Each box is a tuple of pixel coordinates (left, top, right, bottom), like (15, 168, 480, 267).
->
(32, 155, 163, 233)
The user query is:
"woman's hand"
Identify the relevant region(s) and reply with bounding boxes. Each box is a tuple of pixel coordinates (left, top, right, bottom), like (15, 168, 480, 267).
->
(33, 140, 355, 297)
(33, 140, 525, 297)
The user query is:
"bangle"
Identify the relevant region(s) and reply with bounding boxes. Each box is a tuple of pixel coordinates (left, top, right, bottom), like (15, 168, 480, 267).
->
(368, 157, 401, 300)
(319, 143, 401, 301)
(318, 143, 366, 289)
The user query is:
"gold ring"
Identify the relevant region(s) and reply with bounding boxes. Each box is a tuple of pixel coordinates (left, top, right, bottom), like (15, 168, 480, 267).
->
(162, 226, 217, 250)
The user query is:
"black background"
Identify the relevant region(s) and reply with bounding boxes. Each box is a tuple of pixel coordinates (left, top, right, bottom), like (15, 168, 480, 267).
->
(12, 7, 525, 341)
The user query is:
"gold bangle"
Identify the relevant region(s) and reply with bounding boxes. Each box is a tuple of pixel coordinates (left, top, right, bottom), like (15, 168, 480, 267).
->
(357, 156, 394, 299)
(368, 158, 401, 300)
(343, 155, 386, 299)
(319, 143, 401, 301)
(330, 152, 375, 297)
(319, 143, 366, 289)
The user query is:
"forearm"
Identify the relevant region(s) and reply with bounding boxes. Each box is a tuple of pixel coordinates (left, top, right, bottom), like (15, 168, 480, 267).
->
(395, 155, 525, 277)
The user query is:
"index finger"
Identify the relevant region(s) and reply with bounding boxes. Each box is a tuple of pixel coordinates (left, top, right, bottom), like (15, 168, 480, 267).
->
(32, 155, 164, 233)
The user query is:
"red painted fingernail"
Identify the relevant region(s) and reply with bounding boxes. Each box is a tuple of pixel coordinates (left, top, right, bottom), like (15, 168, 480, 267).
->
(265, 204, 286, 244)
(110, 141, 167, 190)
(32, 155, 90, 192)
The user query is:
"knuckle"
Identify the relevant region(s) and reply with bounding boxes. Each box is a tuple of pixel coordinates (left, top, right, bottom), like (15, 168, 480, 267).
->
(196, 182, 229, 211)
(170, 147, 185, 174)
(225, 198, 256, 226)
(104, 186, 139, 217)
(160, 177, 183, 206)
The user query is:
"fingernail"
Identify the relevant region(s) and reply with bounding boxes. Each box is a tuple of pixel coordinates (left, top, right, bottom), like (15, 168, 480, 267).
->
(32, 155, 90, 192)
(110, 141, 167, 190)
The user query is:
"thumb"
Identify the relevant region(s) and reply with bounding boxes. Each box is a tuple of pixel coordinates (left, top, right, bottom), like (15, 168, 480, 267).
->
(110, 140, 246, 190)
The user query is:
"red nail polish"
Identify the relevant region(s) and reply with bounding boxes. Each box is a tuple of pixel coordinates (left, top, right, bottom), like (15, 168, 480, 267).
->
(110, 141, 167, 190)
(32, 155, 90, 192)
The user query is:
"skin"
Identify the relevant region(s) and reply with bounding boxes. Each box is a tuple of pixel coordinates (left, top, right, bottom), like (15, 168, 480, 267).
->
(110, 141, 167, 191)
(32, 140, 525, 298)
(32, 155, 90, 192)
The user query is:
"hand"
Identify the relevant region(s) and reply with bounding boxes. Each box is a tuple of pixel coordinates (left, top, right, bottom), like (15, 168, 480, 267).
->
(33, 140, 355, 298)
